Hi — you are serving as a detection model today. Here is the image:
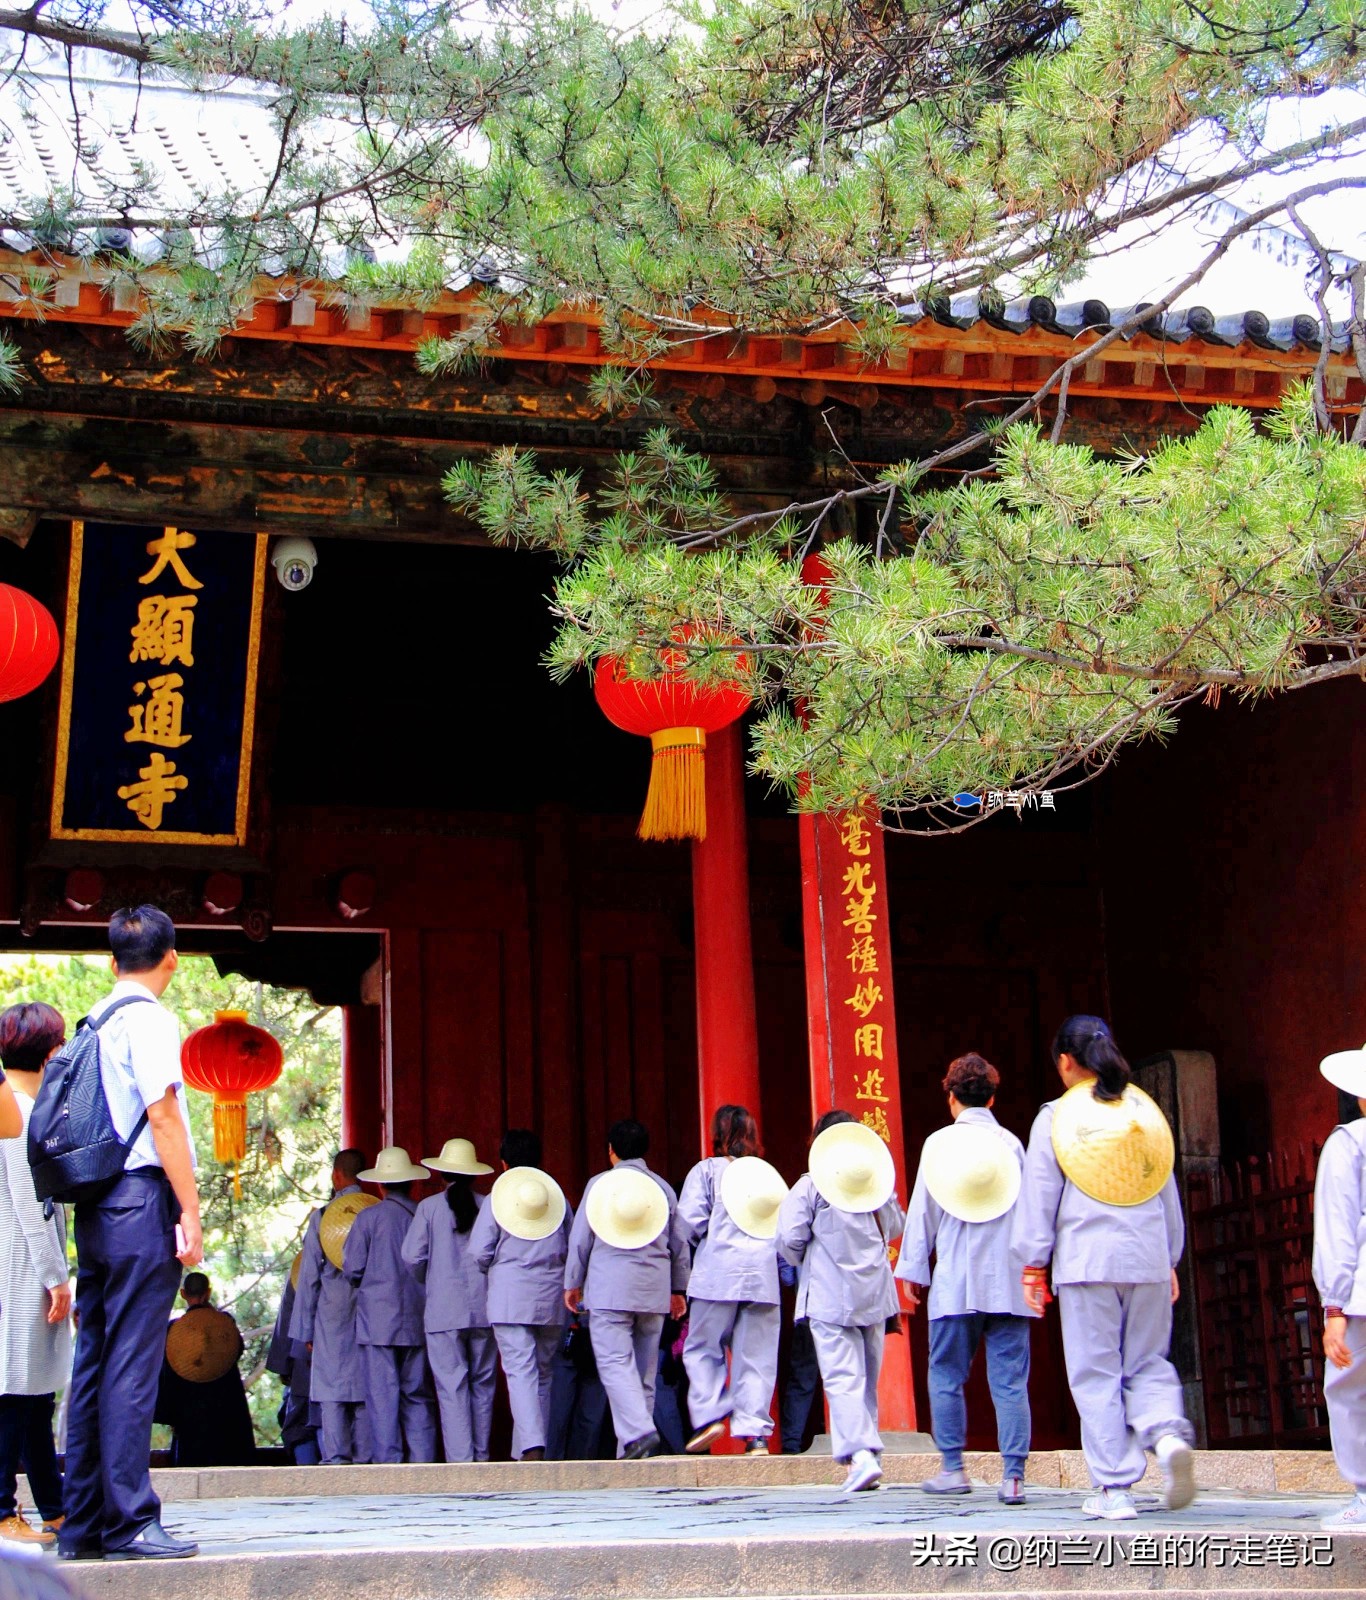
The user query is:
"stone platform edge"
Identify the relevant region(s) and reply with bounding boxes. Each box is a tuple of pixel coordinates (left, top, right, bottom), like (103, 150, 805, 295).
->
(83, 1448, 1351, 1501)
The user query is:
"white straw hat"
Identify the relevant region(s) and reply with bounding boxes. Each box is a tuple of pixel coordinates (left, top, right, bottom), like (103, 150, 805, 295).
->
(491, 1166, 568, 1240)
(357, 1145, 429, 1185)
(1050, 1081, 1174, 1207)
(920, 1123, 1021, 1224)
(720, 1156, 790, 1239)
(423, 1137, 494, 1176)
(1321, 1046, 1366, 1100)
(809, 1121, 896, 1214)
(585, 1166, 668, 1250)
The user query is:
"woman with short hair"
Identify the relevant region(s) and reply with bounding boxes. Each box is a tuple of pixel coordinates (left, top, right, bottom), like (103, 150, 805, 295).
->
(0, 1002, 72, 1548)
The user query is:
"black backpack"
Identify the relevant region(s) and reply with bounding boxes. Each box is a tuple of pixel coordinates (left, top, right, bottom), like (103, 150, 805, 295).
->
(27, 995, 155, 1206)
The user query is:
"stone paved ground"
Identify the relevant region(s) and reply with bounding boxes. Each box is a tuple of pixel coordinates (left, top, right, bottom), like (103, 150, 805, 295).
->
(61, 1484, 1366, 1600)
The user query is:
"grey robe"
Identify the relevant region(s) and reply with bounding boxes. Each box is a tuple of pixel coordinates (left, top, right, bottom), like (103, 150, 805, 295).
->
(564, 1159, 690, 1313)
(470, 1198, 573, 1326)
(897, 1107, 1031, 1318)
(1313, 1120, 1366, 1316)
(677, 1157, 779, 1306)
(777, 1174, 902, 1328)
(401, 1191, 491, 1332)
(344, 1193, 426, 1345)
(290, 1185, 366, 1402)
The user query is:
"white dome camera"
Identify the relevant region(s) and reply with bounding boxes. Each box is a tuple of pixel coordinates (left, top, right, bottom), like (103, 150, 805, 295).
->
(272, 536, 318, 592)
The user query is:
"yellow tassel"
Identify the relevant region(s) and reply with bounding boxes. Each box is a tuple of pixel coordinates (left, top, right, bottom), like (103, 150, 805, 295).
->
(213, 1097, 248, 1165)
(640, 728, 708, 841)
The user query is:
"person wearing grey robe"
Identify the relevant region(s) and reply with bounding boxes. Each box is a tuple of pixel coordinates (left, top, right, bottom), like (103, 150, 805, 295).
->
(471, 1129, 572, 1461)
(402, 1179, 497, 1462)
(777, 1110, 903, 1494)
(344, 1182, 438, 1464)
(266, 1275, 319, 1465)
(1011, 1015, 1195, 1523)
(564, 1119, 689, 1459)
(897, 1054, 1032, 1504)
(290, 1151, 372, 1465)
(678, 1106, 780, 1452)
(1311, 1067, 1366, 1530)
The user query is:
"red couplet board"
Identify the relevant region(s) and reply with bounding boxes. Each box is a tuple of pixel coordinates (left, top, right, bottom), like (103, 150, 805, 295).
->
(799, 805, 917, 1432)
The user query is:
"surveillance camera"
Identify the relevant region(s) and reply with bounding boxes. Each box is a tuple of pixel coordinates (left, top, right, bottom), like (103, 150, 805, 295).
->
(272, 536, 318, 592)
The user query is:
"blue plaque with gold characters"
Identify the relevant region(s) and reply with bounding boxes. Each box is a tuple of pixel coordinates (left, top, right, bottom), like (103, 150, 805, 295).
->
(50, 522, 267, 846)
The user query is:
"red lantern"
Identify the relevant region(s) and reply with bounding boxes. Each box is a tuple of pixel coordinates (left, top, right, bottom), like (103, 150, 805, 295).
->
(0, 585, 59, 703)
(181, 1010, 284, 1173)
(593, 634, 751, 842)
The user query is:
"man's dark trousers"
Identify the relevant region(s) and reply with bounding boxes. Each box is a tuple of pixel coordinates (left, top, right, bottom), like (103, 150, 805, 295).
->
(63, 1170, 181, 1552)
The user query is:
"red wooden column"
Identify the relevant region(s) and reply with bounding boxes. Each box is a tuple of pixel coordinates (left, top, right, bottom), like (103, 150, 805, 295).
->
(799, 806, 917, 1432)
(340, 1003, 385, 1159)
(690, 722, 762, 1147)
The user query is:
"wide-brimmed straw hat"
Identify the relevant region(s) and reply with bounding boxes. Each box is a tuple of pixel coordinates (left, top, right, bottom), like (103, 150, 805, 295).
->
(357, 1145, 429, 1185)
(289, 1250, 303, 1292)
(492, 1166, 567, 1240)
(1050, 1081, 1174, 1207)
(423, 1138, 494, 1177)
(720, 1156, 789, 1239)
(921, 1123, 1021, 1223)
(165, 1307, 242, 1384)
(586, 1166, 668, 1250)
(809, 1121, 896, 1214)
(1321, 1046, 1366, 1100)
(320, 1190, 380, 1269)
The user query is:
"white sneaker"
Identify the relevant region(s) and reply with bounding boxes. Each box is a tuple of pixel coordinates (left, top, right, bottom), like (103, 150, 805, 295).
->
(1082, 1488, 1138, 1521)
(841, 1450, 883, 1494)
(1322, 1494, 1366, 1532)
(1154, 1434, 1196, 1510)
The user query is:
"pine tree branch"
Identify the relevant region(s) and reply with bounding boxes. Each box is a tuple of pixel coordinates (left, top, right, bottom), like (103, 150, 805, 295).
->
(0, 9, 152, 62)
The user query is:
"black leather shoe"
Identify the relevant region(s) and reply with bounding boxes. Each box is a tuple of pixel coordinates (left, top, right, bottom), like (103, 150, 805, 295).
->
(57, 1542, 104, 1562)
(622, 1431, 661, 1461)
(103, 1521, 199, 1560)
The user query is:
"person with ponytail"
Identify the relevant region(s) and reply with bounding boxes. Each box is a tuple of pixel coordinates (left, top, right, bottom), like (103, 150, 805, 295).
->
(401, 1138, 496, 1461)
(1011, 1016, 1195, 1522)
(677, 1105, 780, 1455)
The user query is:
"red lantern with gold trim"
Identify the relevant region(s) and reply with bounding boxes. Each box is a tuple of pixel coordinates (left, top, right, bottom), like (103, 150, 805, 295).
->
(593, 633, 751, 842)
(181, 1011, 284, 1179)
(0, 584, 59, 703)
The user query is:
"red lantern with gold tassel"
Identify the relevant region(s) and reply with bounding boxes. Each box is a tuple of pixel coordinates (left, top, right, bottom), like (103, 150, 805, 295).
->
(181, 1011, 283, 1192)
(0, 584, 59, 702)
(593, 633, 751, 842)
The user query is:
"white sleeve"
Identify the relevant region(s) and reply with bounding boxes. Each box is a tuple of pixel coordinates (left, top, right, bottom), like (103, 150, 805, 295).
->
(126, 1003, 185, 1111)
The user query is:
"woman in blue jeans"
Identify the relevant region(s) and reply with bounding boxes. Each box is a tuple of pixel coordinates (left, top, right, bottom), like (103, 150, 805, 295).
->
(897, 1052, 1033, 1505)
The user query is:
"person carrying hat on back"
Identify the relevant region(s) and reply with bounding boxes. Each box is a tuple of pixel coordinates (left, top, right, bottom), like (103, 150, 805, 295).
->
(291, 1148, 372, 1465)
(1312, 1044, 1366, 1531)
(563, 1119, 689, 1460)
(402, 1138, 497, 1463)
(677, 1105, 788, 1456)
(470, 1129, 572, 1462)
(897, 1053, 1032, 1505)
(777, 1110, 904, 1495)
(344, 1147, 438, 1464)
(155, 1274, 255, 1467)
(1011, 1014, 1195, 1523)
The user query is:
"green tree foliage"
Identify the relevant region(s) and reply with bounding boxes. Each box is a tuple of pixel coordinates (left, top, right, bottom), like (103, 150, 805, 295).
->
(0, 955, 340, 1444)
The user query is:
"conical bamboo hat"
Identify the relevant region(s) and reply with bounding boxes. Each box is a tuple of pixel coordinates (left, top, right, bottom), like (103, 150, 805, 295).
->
(321, 1191, 379, 1269)
(289, 1250, 303, 1291)
(1050, 1081, 1174, 1207)
(165, 1307, 241, 1384)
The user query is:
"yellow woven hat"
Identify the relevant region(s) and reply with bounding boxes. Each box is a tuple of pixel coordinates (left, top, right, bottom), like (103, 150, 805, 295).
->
(809, 1121, 896, 1214)
(289, 1250, 303, 1291)
(585, 1166, 668, 1250)
(320, 1190, 379, 1269)
(165, 1307, 242, 1384)
(491, 1166, 567, 1240)
(1050, 1080, 1174, 1206)
(719, 1156, 789, 1239)
(920, 1123, 1021, 1223)
(423, 1138, 494, 1176)
(1321, 1045, 1366, 1100)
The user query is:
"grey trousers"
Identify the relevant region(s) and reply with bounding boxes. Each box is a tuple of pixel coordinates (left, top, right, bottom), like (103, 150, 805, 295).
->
(427, 1327, 497, 1462)
(318, 1400, 372, 1465)
(361, 1343, 439, 1465)
(1325, 1314, 1366, 1492)
(589, 1309, 664, 1455)
(494, 1323, 563, 1458)
(684, 1298, 780, 1440)
(808, 1319, 884, 1461)
(1057, 1282, 1194, 1489)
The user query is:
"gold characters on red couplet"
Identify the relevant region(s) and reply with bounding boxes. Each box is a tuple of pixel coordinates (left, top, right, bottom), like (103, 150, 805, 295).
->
(834, 808, 895, 1146)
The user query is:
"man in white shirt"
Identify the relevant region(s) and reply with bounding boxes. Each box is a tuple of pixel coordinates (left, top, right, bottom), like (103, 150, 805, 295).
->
(59, 906, 203, 1564)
